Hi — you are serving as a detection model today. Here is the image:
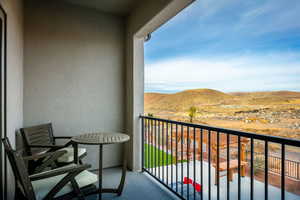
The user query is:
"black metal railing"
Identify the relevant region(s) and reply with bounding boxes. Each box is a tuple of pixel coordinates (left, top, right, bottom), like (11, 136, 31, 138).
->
(141, 115, 300, 200)
(249, 151, 300, 180)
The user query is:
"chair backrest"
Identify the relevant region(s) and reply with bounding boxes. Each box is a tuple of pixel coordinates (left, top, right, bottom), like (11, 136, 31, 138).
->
(2, 138, 36, 200)
(20, 123, 55, 155)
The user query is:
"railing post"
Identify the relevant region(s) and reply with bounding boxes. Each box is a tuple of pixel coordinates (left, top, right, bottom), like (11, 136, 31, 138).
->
(281, 144, 285, 200)
(297, 162, 300, 180)
(141, 117, 145, 172)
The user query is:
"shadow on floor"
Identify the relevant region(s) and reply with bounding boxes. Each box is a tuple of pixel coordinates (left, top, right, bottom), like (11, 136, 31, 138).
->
(87, 167, 177, 200)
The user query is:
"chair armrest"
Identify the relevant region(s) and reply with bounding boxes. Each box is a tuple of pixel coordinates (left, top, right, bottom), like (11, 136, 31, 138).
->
(54, 136, 72, 140)
(29, 144, 66, 148)
(29, 164, 91, 181)
(29, 144, 68, 152)
(23, 150, 67, 161)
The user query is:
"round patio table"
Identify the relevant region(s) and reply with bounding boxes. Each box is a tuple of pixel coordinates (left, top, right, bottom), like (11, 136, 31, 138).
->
(72, 132, 130, 200)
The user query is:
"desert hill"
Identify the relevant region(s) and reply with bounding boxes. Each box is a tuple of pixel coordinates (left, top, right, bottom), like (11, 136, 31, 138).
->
(231, 90, 300, 98)
(145, 89, 235, 112)
(145, 89, 300, 113)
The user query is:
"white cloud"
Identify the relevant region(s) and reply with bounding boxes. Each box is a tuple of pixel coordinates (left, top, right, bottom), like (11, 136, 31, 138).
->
(145, 53, 300, 92)
(236, 1, 300, 35)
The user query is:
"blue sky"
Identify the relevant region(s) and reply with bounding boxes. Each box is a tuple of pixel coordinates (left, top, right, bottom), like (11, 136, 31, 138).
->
(144, 0, 300, 93)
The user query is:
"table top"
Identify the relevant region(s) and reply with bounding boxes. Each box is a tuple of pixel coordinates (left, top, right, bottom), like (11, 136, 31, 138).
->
(71, 132, 130, 145)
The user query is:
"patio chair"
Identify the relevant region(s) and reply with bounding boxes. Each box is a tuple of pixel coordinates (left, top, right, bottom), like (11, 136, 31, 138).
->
(20, 123, 87, 174)
(2, 137, 97, 200)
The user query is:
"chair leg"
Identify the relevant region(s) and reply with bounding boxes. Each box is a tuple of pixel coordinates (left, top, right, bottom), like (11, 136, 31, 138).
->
(15, 184, 27, 200)
(70, 179, 85, 200)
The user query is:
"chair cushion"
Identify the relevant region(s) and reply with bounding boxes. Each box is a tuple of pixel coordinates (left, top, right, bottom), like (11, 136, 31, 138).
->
(32, 165, 98, 200)
(57, 147, 86, 163)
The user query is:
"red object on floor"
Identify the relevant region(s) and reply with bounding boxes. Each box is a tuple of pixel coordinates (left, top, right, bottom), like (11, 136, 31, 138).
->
(183, 177, 202, 192)
(193, 182, 202, 192)
(183, 177, 193, 184)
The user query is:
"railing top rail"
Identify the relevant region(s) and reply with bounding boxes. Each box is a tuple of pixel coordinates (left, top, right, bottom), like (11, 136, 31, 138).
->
(250, 151, 299, 163)
(140, 115, 300, 147)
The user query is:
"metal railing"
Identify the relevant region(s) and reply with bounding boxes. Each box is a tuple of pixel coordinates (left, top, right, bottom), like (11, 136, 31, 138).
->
(140, 115, 300, 200)
(250, 152, 300, 180)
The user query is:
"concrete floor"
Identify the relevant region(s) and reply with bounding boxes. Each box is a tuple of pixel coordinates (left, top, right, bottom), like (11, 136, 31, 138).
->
(87, 167, 178, 200)
(152, 161, 300, 200)
(87, 164, 300, 200)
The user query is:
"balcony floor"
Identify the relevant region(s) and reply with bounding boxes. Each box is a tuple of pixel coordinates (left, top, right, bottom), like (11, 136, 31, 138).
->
(155, 161, 300, 200)
(87, 167, 177, 200)
(86, 163, 300, 200)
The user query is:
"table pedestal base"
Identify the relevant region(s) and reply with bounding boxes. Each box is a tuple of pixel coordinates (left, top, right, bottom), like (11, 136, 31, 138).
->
(94, 144, 127, 200)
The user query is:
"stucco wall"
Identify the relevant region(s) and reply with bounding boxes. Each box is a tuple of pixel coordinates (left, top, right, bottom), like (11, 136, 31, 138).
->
(23, 0, 125, 169)
(0, 0, 24, 199)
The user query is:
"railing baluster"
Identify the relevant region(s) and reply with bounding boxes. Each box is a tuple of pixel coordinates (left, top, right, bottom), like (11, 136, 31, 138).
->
(148, 119, 150, 171)
(176, 124, 178, 193)
(167, 122, 169, 186)
(142, 117, 145, 171)
(297, 162, 299, 180)
(217, 132, 220, 200)
(292, 162, 294, 178)
(155, 120, 157, 177)
(288, 161, 290, 177)
(281, 144, 285, 200)
(193, 127, 196, 200)
(158, 121, 161, 180)
(200, 129, 203, 200)
(208, 130, 211, 200)
(227, 134, 230, 200)
(181, 125, 184, 197)
(187, 126, 190, 200)
(186, 127, 190, 200)
(162, 122, 165, 182)
(151, 119, 153, 174)
(265, 141, 268, 200)
(250, 138, 254, 200)
(171, 123, 173, 189)
(238, 136, 241, 200)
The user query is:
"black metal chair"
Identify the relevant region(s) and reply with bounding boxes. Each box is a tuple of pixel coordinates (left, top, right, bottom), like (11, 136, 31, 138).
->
(20, 123, 87, 174)
(2, 137, 97, 200)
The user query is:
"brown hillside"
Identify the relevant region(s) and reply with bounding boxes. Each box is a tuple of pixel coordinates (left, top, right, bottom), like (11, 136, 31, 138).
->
(145, 89, 235, 112)
(230, 91, 300, 105)
(145, 89, 300, 113)
(231, 91, 300, 98)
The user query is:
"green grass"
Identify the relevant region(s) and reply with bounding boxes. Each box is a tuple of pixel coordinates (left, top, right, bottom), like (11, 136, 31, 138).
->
(144, 143, 186, 168)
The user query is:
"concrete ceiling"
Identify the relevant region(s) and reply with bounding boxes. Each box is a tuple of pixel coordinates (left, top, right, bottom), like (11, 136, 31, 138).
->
(63, 0, 138, 16)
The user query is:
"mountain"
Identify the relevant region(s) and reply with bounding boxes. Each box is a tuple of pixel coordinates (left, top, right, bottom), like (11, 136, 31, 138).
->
(230, 90, 300, 105)
(145, 89, 300, 113)
(231, 90, 300, 98)
(145, 89, 234, 112)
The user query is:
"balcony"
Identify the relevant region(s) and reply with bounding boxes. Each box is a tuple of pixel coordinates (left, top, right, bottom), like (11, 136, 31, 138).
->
(140, 116, 300, 200)
(0, 0, 299, 200)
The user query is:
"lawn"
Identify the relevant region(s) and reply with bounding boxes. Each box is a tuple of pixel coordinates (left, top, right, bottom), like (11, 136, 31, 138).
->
(144, 143, 186, 168)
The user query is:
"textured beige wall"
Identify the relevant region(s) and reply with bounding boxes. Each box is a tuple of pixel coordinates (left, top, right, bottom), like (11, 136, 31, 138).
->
(23, 1, 125, 169)
(1, 0, 24, 199)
